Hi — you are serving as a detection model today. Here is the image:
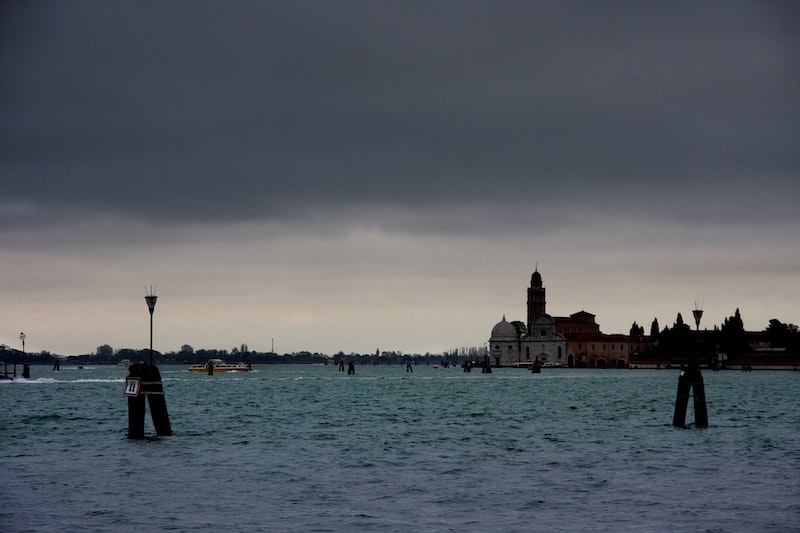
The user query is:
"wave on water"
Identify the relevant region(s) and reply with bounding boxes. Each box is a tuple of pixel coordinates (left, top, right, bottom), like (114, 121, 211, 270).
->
(0, 377, 124, 384)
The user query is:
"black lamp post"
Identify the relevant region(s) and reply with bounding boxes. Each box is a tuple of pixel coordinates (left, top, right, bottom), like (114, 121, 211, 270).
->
(692, 303, 704, 367)
(692, 303, 703, 333)
(20, 332, 29, 378)
(145, 288, 158, 365)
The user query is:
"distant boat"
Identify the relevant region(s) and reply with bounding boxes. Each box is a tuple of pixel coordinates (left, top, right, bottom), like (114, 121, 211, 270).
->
(188, 359, 251, 373)
(118, 359, 131, 367)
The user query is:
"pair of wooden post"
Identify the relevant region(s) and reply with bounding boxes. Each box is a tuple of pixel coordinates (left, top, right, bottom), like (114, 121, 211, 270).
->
(672, 364, 708, 428)
(126, 363, 172, 439)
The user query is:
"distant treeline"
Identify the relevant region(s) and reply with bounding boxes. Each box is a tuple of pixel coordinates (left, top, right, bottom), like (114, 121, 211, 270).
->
(3, 314, 797, 365)
(0, 345, 475, 366)
(648, 313, 799, 359)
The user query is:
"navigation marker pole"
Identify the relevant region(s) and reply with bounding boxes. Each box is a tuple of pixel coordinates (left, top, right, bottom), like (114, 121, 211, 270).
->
(125, 286, 172, 439)
(672, 302, 709, 428)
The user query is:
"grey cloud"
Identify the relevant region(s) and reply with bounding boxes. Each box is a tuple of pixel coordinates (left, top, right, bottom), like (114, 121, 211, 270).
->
(1, 1, 798, 230)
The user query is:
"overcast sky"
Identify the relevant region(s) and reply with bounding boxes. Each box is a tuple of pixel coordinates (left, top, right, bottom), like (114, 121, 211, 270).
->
(1, 1, 798, 356)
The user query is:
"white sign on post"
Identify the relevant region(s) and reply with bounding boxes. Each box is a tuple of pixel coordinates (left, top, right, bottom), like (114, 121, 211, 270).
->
(123, 377, 141, 397)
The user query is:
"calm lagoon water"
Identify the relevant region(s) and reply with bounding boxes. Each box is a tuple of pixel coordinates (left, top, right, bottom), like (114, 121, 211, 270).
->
(1, 364, 798, 532)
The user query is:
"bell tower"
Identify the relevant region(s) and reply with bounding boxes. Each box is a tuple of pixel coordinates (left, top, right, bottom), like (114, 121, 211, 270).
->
(527, 267, 546, 333)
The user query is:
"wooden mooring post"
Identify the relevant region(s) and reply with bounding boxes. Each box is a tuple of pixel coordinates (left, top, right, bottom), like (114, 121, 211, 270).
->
(672, 364, 708, 428)
(124, 362, 172, 439)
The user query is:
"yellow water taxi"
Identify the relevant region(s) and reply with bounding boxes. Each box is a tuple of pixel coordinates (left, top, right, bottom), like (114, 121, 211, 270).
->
(188, 358, 251, 373)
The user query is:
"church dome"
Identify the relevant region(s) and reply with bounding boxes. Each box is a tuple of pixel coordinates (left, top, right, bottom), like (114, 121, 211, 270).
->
(491, 316, 518, 339)
(531, 269, 542, 287)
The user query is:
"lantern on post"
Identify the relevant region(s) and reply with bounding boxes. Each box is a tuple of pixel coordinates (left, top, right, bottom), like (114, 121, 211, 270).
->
(145, 287, 158, 365)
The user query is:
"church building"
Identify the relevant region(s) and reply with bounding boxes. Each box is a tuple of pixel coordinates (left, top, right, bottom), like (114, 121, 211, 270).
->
(489, 269, 567, 367)
(490, 268, 654, 368)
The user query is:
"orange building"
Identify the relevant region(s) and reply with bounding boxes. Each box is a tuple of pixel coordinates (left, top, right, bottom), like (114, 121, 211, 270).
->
(554, 311, 655, 368)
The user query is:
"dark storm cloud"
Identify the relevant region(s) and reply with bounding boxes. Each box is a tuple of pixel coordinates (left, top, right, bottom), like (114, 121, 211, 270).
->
(1, 1, 798, 229)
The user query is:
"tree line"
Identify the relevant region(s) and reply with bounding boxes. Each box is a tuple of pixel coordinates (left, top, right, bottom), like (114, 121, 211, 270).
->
(2, 313, 797, 365)
(630, 311, 800, 359)
(0, 343, 458, 366)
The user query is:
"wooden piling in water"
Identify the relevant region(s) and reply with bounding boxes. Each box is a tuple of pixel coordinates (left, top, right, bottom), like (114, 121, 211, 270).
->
(126, 363, 147, 439)
(145, 364, 172, 436)
(691, 373, 708, 427)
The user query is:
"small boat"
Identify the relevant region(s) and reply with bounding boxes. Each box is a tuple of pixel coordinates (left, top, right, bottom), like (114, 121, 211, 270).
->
(188, 358, 251, 373)
(118, 359, 131, 367)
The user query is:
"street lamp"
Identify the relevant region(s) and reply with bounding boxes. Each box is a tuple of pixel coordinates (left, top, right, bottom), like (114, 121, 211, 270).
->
(19, 332, 25, 355)
(692, 301, 703, 332)
(145, 287, 158, 365)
